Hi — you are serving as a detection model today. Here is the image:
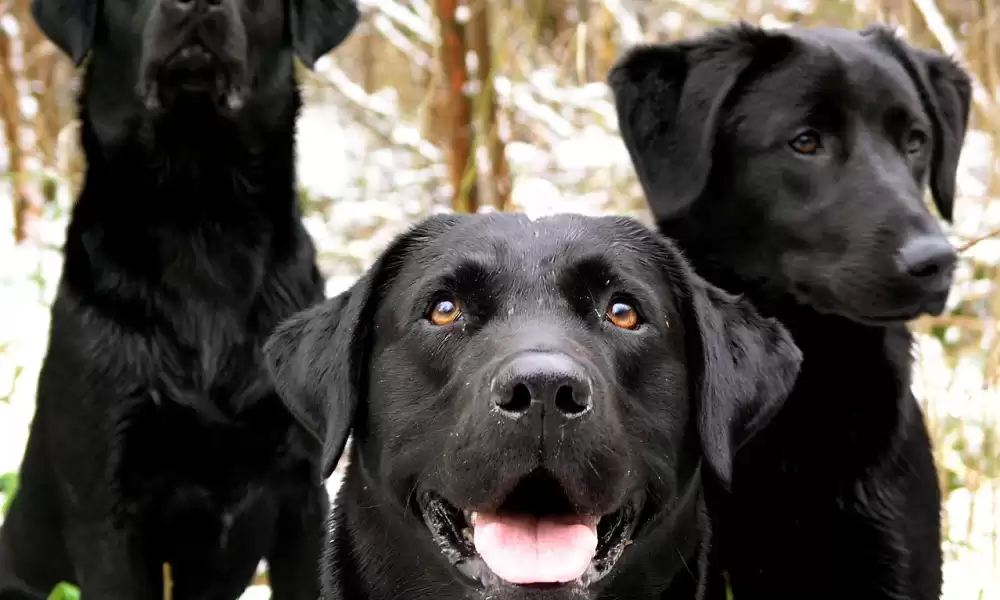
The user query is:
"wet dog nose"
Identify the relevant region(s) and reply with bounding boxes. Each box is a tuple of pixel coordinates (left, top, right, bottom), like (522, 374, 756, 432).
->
(491, 352, 593, 419)
(896, 235, 957, 291)
(168, 0, 224, 12)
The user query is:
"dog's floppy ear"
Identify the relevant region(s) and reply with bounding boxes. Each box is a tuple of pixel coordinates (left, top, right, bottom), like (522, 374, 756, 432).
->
(683, 277, 802, 489)
(917, 52, 971, 223)
(264, 275, 374, 481)
(264, 214, 462, 480)
(31, 0, 100, 66)
(608, 24, 790, 222)
(863, 27, 972, 223)
(290, 0, 361, 69)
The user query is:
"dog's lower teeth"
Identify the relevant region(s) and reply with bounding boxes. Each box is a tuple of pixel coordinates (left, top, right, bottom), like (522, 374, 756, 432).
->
(461, 527, 473, 541)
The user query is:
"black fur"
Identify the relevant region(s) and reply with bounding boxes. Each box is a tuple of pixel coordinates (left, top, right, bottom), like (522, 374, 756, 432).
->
(609, 23, 971, 600)
(0, 0, 359, 598)
(263, 213, 802, 600)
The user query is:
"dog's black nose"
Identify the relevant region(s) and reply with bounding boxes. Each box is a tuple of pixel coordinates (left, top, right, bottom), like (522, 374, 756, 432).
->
(896, 235, 957, 290)
(491, 352, 593, 419)
(168, 0, 224, 12)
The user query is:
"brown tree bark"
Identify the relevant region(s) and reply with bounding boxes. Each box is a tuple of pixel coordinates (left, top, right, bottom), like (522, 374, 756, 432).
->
(467, 0, 511, 211)
(436, 0, 477, 213)
(0, 12, 40, 244)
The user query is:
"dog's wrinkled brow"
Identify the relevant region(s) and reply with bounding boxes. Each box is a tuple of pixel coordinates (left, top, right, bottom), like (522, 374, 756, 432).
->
(409, 258, 497, 304)
(566, 255, 616, 286)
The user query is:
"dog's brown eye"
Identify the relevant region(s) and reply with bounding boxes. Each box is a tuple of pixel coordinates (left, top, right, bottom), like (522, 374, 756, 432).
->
(789, 131, 822, 155)
(906, 130, 928, 154)
(607, 301, 640, 330)
(429, 298, 462, 326)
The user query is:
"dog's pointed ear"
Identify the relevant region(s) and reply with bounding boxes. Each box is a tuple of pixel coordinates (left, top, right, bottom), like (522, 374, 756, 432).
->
(290, 0, 361, 69)
(264, 274, 374, 481)
(31, 0, 100, 65)
(684, 278, 802, 489)
(608, 25, 789, 222)
(862, 27, 972, 223)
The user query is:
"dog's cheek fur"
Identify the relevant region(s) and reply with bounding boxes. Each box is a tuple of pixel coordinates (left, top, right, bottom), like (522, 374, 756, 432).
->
(615, 347, 691, 504)
(360, 340, 463, 508)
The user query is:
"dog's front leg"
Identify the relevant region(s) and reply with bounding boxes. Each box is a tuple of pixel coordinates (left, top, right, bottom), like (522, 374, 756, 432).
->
(266, 484, 328, 600)
(64, 520, 157, 600)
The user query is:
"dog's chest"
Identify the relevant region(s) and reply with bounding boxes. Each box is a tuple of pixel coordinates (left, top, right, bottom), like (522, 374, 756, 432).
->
(113, 392, 309, 543)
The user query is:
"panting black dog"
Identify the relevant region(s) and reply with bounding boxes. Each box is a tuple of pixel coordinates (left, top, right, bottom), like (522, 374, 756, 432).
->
(609, 24, 971, 600)
(262, 213, 802, 600)
(0, 0, 358, 598)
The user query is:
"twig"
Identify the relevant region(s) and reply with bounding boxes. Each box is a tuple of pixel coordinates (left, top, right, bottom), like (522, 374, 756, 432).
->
(162, 562, 173, 600)
(305, 64, 441, 162)
(372, 13, 433, 70)
(600, 0, 644, 46)
(958, 227, 1000, 252)
(360, 0, 436, 44)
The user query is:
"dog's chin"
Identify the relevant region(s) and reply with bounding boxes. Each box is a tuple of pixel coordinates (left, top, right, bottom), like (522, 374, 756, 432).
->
(416, 474, 643, 595)
(139, 46, 247, 115)
(793, 280, 951, 326)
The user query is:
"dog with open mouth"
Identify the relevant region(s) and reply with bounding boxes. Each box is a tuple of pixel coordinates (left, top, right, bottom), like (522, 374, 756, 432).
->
(264, 213, 803, 600)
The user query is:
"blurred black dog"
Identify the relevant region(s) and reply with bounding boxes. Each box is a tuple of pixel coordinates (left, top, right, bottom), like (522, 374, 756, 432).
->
(610, 24, 970, 600)
(263, 213, 802, 600)
(0, 0, 359, 598)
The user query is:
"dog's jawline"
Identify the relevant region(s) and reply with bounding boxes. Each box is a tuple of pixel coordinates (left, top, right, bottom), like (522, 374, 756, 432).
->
(324, 461, 708, 599)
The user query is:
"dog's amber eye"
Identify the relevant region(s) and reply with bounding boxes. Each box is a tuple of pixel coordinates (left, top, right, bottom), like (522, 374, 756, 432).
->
(607, 301, 640, 330)
(789, 131, 822, 155)
(906, 130, 928, 154)
(428, 298, 462, 326)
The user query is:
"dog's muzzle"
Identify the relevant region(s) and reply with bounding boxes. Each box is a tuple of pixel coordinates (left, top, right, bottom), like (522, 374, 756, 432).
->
(139, 0, 247, 111)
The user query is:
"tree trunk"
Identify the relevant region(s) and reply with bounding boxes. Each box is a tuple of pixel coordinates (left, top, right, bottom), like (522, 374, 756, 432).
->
(0, 12, 40, 244)
(467, 0, 511, 211)
(436, 0, 477, 213)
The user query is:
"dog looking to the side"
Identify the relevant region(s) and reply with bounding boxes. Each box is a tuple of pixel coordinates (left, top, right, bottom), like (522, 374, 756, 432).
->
(609, 24, 971, 599)
(263, 213, 802, 600)
(0, 0, 358, 598)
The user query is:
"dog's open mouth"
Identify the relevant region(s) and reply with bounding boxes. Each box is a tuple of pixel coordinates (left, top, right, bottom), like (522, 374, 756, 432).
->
(418, 471, 641, 590)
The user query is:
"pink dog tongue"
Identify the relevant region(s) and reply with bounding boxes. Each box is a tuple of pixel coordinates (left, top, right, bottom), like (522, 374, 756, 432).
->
(472, 513, 598, 584)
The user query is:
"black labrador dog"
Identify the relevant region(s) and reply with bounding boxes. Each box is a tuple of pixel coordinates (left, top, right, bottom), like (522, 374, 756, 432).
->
(263, 213, 803, 600)
(0, 0, 358, 598)
(609, 23, 970, 600)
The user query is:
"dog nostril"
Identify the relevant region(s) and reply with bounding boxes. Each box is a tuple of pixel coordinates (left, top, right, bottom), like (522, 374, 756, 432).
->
(496, 383, 532, 415)
(909, 263, 940, 279)
(554, 385, 589, 416)
(898, 236, 957, 282)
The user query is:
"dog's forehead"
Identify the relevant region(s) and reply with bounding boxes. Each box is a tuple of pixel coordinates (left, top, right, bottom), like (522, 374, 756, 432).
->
(781, 28, 923, 111)
(399, 214, 662, 280)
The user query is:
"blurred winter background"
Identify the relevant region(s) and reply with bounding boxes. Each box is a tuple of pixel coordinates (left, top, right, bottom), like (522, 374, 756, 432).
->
(0, 0, 998, 598)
